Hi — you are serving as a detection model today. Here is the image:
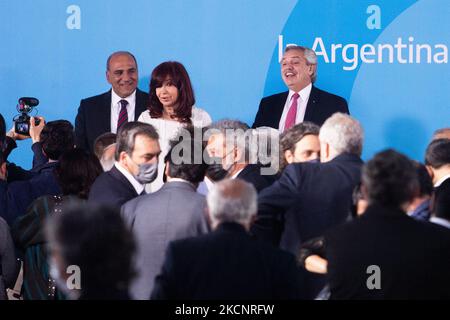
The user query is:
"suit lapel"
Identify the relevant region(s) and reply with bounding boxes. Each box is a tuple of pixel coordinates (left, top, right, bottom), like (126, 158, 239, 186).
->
(109, 165, 138, 196)
(272, 92, 289, 128)
(303, 86, 319, 123)
(100, 90, 112, 132)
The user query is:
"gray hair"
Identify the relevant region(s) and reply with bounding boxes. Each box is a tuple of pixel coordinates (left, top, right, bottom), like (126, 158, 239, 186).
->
(115, 122, 159, 161)
(207, 179, 257, 225)
(319, 113, 364, 156)
(285, 45, 318, 83)
(207, 119, 252, 162)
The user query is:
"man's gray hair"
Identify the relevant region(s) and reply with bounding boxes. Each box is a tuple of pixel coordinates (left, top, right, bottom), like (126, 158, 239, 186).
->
(285, 45, 318, 83)
(207, 179, 257, 225)
(207, 119, 252, 161)
(319, 113, 364, 156)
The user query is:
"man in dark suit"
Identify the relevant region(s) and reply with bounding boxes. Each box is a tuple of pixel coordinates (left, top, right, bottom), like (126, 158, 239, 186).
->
(425, 138, 450, 228)
(75, 51, 148, 152)
(251, 113, 363, 298)
(151, 179, 304, 300)
(206, 119, 276, 192)
(253, 45, 348, 130)
(88, 122, 160, 209)
(325, 149, 450, 299)
(122, 130, 209, 299)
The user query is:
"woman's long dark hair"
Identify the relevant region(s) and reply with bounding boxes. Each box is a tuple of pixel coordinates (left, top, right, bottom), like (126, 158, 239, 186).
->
(56, 148, 103, 199)
(148, 61, 195, 123)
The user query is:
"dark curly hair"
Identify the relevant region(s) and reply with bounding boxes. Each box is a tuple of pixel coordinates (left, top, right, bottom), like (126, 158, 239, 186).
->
(362, 149, 418, 208)
(40, 120, 74, 160)
(279, 121, 320, 171)
(149, 61, 195, 123)
(47, 203, 136, 296)
(56, 149, 103, 199)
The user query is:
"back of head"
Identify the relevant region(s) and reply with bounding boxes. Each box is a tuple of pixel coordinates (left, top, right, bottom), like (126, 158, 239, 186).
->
(40, 120, 74, 160)
(362, 149, 418, 209)
(164, 125, 207, 184)
(425, 138, 450, 169)
(115, 121, 159, 161)
(93, 132, 117, 159)
(46, 203, 136, 295)
(413, 161, 433, 197)
(319, 113, 364, 157)
(56, 149, 103, 199)
(207, 179, 257, 227)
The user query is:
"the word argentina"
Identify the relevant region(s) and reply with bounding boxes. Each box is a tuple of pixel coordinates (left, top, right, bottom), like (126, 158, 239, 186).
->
(279, 35, 448, 71)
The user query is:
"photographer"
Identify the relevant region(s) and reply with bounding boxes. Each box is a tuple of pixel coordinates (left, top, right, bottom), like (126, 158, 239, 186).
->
(0, 120, 74, 226)
(0, 113, 47, 182)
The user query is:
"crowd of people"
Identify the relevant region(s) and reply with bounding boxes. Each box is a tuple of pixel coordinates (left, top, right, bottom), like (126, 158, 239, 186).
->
(0, 46, 449, 300)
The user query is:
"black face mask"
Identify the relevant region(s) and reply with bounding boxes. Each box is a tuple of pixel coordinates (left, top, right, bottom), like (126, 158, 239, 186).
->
(307, 158, 320, 164)
(206, 163, 228, 182)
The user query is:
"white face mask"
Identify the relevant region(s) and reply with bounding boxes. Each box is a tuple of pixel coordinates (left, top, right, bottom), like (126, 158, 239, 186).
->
(128, 156, 158, 184)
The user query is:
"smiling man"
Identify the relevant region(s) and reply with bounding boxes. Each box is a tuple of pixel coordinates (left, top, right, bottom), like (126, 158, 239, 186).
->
(75, 51, 149, 152)
(252, 45, 349, 131)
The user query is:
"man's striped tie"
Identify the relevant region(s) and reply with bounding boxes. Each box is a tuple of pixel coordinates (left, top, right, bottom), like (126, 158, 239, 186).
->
(117, 99, 128, 131)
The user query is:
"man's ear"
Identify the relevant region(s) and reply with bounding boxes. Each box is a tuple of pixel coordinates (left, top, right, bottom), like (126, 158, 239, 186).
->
(118, 151, 129, 168)
(106, 70, 112, 85)
(425, 165, 434, 182)
(284, 150, 294, 164)
(164, 161, 170, 178)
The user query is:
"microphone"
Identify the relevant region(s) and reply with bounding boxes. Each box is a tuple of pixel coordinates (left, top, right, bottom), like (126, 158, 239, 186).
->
(18, 97, 39, 107)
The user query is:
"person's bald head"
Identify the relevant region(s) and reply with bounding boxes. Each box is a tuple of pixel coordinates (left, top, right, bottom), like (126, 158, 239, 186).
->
(432, 128, 450, 141)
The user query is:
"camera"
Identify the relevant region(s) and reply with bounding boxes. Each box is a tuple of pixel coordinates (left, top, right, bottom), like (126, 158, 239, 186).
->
(13, 97, 40, 135)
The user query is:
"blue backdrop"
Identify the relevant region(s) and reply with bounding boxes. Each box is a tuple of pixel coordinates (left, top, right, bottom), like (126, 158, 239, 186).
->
(1, 0, 448, 168)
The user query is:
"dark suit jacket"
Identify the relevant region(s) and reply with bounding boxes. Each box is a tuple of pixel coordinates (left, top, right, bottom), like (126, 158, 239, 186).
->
(252, 86, 349, 129)
(74, 89, 149, 152)
(251, 153, 362, 299)
(151, 222, 304, 300)
(325, 204, 450, 299)
(434, 177, 450, 219)
(0, 162, 61, 226)
(121, 181, 209, 299)
(252, 153, 363, 254)
(236, 164, 277, 193)
(88, 165, 139, 209)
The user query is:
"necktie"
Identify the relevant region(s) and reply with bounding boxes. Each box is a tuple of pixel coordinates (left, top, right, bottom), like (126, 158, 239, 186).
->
(284, 93, 300, 131)
(117, 99, 128, 131)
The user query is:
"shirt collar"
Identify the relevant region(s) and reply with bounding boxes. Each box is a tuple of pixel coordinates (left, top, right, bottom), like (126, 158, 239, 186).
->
(288, 83, 312, 103)
(114, 162, 144, 194)
(111, 89, 136, 107)
(231, 167, 245, 179)
(429, 216, 450, 229)
(434, 173, 450, 187)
